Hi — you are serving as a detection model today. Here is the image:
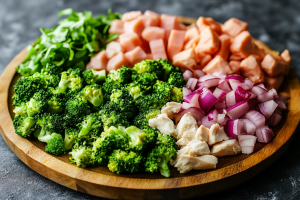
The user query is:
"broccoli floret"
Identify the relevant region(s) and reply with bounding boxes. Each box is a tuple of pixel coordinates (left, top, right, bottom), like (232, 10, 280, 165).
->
(13, 102, 28, 116)
(170, 86, 183, 102)
(133, 109, 161, 129)
(36, 113, 64, 134)
(47, 94, 64, 114)
(136, 93, 169, 111)
(126, 82, 151, 100)
(132, 60, 163, 77)
(102, 81, 122, 102)
(69, 146, 94, 167)
(92, 127, 129, 165)
(57, 68, 83, 93)
(64, 128, 79, 150)
(99, 110, 130, 131)
(108, 149, 143, 174)
(13, 115, 36, 137)
(64, 97, 91, 127)
(132, 73, 158, 86)
(168, 72, 187, 88)
(153, 80, 172, 100)
(41, 63, 62, 75)
(83, 69, 106, 85)
(27, 90, 49, 118)
(157, 59, 181, 81)
(145, 134, 177, 177)
(78, 113, 102, 138)
(106, 66, 134, 85)
(80, 84, 103, 107)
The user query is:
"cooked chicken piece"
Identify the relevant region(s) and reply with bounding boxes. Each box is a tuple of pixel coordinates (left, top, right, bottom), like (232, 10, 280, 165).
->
(211, 139, 241, 157)
(148, 114, 176, 136)
(208, 124, 229, 146)
(176, 112, 198, 139)
(186, 140, 210, 156)
(161, 102, 182, 119)
(176, 130, 196, 147)
(195, 125, 210, 143)
(174, 155, 218, 173)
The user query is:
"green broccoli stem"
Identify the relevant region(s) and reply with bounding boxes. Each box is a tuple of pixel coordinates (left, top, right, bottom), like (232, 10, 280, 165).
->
(159, 159, 170, 178)
(58, 81, 68, 93)
(91, 97, 102, 107)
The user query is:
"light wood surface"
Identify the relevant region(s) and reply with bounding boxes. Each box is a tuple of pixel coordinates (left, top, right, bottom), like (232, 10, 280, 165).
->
(0, 16, 299, 200)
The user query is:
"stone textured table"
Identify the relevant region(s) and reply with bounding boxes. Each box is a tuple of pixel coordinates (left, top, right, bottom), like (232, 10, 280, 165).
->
(1, 0, 300, 199)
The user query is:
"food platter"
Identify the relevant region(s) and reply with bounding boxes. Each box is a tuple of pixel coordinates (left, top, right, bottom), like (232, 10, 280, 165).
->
(0, 16, 300, 200)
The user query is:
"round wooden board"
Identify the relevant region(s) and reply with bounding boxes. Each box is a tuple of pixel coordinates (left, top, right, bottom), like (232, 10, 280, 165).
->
(0, 16, 300, 200)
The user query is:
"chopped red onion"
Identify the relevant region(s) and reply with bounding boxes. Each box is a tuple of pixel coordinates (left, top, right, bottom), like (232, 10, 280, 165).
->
(217, 114, 229, 126)
(183, 89, 200, 103)
(215, 100, 227, 109)
(251, 86, 268, 96)
(182, 102, 194, 109)
(257, 90, 274, 102)
(274, 107, 282, 115)
(249, 91, 258, 99)
(174, 107, 205, 124)
(266, 112, 282, 126)
(183, 70, 193, 80)
(235, 86, 251, 102)
(256, 83, 266, 89)
(274, 98, 287, 110)
(225, 74, 245, 82)
(256, 126, 274, 143)
(248, 98, 259, 110)
(194, 69, 205, 78)
(270, 88, 278, 98)
(240, 119, 256, 135)
(226, 101, 250, 119)
(245, 78, 254, 88)
(208, 109, 218, 122)
(212, 71, 227, 79)
(213, 87, 227, 101)
(240, 146, 255, 154)
(258, 100, 278, 119)
(228, 79, 251, 91)
(199, 116, 216, 128)
(199, 75, 218, 82)
(197, 86, 218, 113)
(186, 78, 197, 90)
(243, 110, 265, 128)
(238, 135, 257, 154)
(182, 87, 192, 97)
(199, 78, 220, 88)
(225, 119, 244, 138)
(218, 79, 231, 92)
(226, 91, 236, 108)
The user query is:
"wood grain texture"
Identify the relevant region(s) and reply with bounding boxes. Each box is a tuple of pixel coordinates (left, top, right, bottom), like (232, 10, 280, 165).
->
(0, 16, 299, 200)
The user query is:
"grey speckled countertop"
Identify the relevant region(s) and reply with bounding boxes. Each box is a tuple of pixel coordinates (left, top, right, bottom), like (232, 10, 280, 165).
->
(1, 0, 300, 199)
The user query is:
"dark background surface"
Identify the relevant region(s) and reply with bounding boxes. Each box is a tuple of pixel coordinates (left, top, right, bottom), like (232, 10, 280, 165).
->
(1, 0, 300, 199)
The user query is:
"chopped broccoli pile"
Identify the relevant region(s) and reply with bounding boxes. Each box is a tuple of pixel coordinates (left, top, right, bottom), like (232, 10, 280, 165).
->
(12, 10, 185, 177)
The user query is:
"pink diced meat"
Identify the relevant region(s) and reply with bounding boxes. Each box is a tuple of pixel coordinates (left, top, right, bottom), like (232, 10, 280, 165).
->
(119, 32, 142, 52)
(160, 14, 180, 39)
(144, 10, 160, 17)
(107, 52, 129, 71)
(167, 29, 186, 61)
(122, 11, 142, 21)
(124, 46, 147, 65)
(109, 19, 125, 35)
(124, 18, 145, 36)
(172, 48, 196, 70)
(88, 50, 108, 71)
(106, 41, 124, 59)
(149, 39, 168, 60)
(138, 15, 160, 27)
(142, 27, 165, 42)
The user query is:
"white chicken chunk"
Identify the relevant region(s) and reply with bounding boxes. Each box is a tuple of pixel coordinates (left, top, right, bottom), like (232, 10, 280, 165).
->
(176, 130, 196, 147)
(195, 125, 210, 143)
(161, 102, 182, 119)
(211, 139, 241, 157)
(148, 114, 176, 136)
(174, 155, 218, 173)
(208, 124, 229, 146)
(176, 112, 198, 140)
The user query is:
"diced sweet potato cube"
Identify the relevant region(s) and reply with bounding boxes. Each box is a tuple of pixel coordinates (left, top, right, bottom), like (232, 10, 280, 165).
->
(230, 31, 265, 60)
(228, 61, 240, 74)
(202, 55, 233, 74)
(144, 10, 160, 17)
(167, 30, 186, 61)
(184, 27, 199, 42)
(281, 49, 291, 64)
(141, 26, 165, 42)
(160, 14, 180, 39)
(107, 52, 129, 71)
(138, 15, 160, 27)
(89, 50, 108, 71)
(109, 19, 125, 35)
(172, 48, 197, 70)
(223, 18, 248, 37)
(119, 32, 142, 52)
(196, 17, 222, 35)
(149, 39, 167, 60)
(106, 41, 124, 59)
(122, 11, 142, 21)
(215, 34, 231, 60)
(264, 74, 284, 90)
(240, 55, 264, 84)
(195, 27, 220, 54)
(261, 54, 290, 76)
(124, 46, 147, 65)
(124, 18, 145, 36)
(184, 36, 200, 50)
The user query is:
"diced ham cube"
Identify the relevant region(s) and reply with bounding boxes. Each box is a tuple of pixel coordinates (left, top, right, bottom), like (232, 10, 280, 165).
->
(138, 15, 160, 27)
(146, 54, 153, 60)
(88, 51, 108, 71)
(184, 36, 200, 50)
(195, 27, 220, 54)
(195, 52, 212, 67)
(184, 27, 199, 42)
(86, 62, 93, 70)
(240, 55, 264, 84)
(140, 38, 151, 54)
(106, 41, 124, 59)
(141, 26, 165, 42)
(119, 32, 142, 52)
(109, 19, 125, 35)
(261, 54, 290, 76)
(160, 14, 180, 39)
(229, 54, 244, 61)
(107, 52, 129, 71)
(230, 31, 265, 60)
(122, 11, 142, 21)
(178, 23, 187, 30)
(196, 17, 222, 35)
(124, 46, 147, 65)
(167, 30, 186, 61)
(228, 61, 241, 74)
(202, 55, 233, 74)
(264, 74, 284, 90)
(124, 18, 145, 36)
(172, 48, 197, 70)
(223, 18, 248, 37)
(215, 34, 231, 60)
(149, 39, 167, 60)
(144, 10, 160, 17)
(280, 49, 291, 64)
